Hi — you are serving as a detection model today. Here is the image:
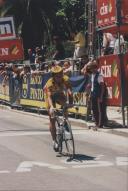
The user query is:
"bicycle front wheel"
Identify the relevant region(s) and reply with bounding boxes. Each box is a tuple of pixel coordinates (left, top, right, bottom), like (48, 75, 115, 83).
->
(63, 119, 75, 158)
(55, 118, 63, 154)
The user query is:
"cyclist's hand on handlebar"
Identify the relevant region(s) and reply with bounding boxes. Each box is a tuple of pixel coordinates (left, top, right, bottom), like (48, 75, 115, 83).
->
(49, 106, 55, 117)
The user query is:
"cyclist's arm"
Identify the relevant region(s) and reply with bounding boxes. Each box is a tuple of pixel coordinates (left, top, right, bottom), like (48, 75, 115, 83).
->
(65, 82, 73, 104)
(68, 90, 73, 104)
(46, 90, 54, 109)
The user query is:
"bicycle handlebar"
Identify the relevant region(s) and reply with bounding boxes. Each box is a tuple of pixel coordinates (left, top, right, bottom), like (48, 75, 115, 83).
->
(55, 104, 78, 113)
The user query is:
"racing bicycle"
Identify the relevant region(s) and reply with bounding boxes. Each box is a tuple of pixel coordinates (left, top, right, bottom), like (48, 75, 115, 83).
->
(54, 105, 75, 158)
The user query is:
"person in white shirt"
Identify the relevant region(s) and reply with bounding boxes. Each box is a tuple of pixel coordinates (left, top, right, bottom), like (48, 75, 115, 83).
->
(102, 33, 116, 55)
(82, 60, 108, 130)
(114, 34, 125, 54)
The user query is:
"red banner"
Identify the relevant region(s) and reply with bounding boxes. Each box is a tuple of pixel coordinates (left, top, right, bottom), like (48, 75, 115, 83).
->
(97, 0, 116, 27)
(98, 55, 121, 106)
(123, 53, 128, 106)
(0, 38, 24, 62)
(97, 0, 128, 31)
(121, 0, 128, 24)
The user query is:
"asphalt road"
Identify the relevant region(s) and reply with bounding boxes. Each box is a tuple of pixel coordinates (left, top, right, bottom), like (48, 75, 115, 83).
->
(0, 109, 128, 191)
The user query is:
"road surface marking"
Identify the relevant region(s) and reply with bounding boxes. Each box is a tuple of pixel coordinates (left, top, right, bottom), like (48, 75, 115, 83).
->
(72, 161, 113, 168)
(116, 157, 128, 166)
(0, 170, 10, 174)
(16, 161, 67, 172)
(95, 154, 104, 160)
(0, 157, 128, 175)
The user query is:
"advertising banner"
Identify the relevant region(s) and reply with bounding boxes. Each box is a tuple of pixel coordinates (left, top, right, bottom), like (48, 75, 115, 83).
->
(0, 75, 10, 101)
(21, 73, 87, 106)
(0, 17, 16, 40)
(123, 53, 128, 106)
(0, 38, 24, 62)
(21, 74, 44, 101)
(98, 55, 122, 106)
(97, 0, 128, 31)
(97, 0, 116, 27)
(121, 0, 128, 24)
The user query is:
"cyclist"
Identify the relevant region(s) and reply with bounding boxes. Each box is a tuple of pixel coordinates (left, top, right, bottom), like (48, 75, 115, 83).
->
(44, 65, 73, 152)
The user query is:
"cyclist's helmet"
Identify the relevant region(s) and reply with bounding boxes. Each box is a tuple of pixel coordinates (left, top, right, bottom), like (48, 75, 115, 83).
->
(51, 65, 63, 75)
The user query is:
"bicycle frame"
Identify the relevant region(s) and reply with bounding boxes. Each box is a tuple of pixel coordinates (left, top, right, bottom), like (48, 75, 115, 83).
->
(54, 106, 75, 158)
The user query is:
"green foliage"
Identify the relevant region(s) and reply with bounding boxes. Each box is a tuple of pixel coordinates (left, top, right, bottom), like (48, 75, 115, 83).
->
(0, 0, 86, 58)
(56, 9, 66, 17)
(56, 0, 85, 32)
(58, 0, 79, 7)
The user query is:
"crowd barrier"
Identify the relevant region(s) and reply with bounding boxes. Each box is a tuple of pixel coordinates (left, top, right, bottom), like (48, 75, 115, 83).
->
(0, 71, 89, 116)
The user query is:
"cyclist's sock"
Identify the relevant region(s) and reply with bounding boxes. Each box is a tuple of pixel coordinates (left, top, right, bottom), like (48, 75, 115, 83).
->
(53, 141, 59, 152)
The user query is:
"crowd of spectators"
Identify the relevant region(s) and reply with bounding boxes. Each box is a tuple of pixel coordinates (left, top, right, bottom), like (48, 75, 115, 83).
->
(1, 30, 128, 87)
(0, 56, 90, 94)
(101, 32, 127, 56)
(0, 31, 128, 92)
(1, 32, 128, 89)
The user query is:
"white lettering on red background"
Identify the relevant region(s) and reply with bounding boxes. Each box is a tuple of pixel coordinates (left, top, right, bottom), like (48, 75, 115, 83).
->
(0, 48, 9, 56)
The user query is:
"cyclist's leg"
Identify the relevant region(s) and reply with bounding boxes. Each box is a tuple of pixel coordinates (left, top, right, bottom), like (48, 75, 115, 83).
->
(48, 111, 56, 141)
(45, 93, 57, 142)
(48, 106, 59, 152)
(48, 94, 66, 150)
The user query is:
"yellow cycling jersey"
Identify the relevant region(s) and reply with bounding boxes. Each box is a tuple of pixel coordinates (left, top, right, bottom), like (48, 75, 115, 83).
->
(44, 75, 71, 95)
(44, 75, 72, 109)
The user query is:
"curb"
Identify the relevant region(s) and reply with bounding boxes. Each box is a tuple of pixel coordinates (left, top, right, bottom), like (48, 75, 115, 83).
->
(0, 104, 128, 137)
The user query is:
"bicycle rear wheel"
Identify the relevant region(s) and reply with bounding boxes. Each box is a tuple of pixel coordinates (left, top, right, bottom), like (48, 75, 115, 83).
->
(63, 119, 75, 158)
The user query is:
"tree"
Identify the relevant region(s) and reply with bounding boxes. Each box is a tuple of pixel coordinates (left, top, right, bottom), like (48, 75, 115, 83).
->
(0, 0, 86, 58)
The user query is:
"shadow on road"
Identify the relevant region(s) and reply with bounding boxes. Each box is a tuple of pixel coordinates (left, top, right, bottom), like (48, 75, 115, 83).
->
(66, 154, 95, 162)
(104, 120, 124, 128)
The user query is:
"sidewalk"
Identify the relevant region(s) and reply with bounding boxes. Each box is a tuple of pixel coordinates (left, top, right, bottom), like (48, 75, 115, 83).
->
(85, 107, 128, 137)
(0, 104, 128, 137)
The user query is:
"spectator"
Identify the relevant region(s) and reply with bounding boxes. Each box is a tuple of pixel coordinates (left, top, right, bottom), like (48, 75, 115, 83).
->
(35, 47, 45, 64)
(63, 60, 73, 76)
(80, 54, 89, 71)
(28, 49, 35, 64)
(20, 65, 31, 78)
(52, 36, 65, 60)
(0, 63, 8, 87)
(114, 34, 125, 54)
(102, 33, 116, 55)
(70, 30, 86, 59)
(81, 63, 92, 121)
(84, 60, 108, 130)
